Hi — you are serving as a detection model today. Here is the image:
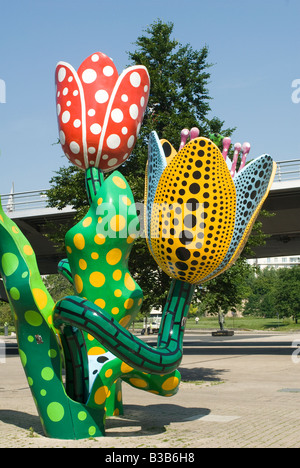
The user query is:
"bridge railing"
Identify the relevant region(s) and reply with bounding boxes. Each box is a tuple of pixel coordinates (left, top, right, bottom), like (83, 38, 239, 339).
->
(274, 159, 300, 182)
(0, 189, 49, 213)
(1, 159, 300, 214)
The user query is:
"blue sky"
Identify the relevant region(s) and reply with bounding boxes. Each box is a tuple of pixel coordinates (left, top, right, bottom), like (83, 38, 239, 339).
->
(0, 0, 299, 193)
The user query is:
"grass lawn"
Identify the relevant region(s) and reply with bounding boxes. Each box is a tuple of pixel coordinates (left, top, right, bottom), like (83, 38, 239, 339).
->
(185, 316, 300, 332)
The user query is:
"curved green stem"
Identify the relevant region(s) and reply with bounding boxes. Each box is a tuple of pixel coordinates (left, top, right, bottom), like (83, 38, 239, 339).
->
(53, 279, 195, 375)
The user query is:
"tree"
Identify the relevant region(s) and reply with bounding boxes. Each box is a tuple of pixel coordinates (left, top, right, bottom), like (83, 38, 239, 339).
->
(243, 267, 278, 317)
(274, 266, 300, 323)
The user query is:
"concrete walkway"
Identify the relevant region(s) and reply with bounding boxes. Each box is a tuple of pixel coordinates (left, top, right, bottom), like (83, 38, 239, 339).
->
(1, 331, 300, 448)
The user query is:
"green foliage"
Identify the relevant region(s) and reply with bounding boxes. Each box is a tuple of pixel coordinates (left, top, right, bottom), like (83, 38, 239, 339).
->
(195, 257, 253, 317)
(244, 266, 300, 322)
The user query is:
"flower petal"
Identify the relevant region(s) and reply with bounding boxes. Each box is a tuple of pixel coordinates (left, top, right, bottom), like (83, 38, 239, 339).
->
(77, 52, 118, 163)
(205, 154, 277, 281)
(150, 137, 236, 284)
(56, 62, 87, 169)
(160, 139, 177, 164)
(145, 132, 167, 257)
(96, 66, 150, 172)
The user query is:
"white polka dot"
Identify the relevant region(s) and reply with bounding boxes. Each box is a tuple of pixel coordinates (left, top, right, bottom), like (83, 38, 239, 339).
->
(63, 87, 68, 96)
(107, 134, 121, 149)
(121, 94, 128, 102)
(58, 67, 66, 82)
(107, 158, 118, 167)
(122, 127, 128, 135)
(56, 104, 61, 116)
(111, 108, 123, 123)
(103, 66, 114, 77)
(90, 160, 95, 165)
(88, 109, 96, 117)
(68, 76, 73, 82)
(92, 54, 100, 62)
(123, 153, 129, 160)
(140, 96, 145, 107)
(129, 104, 139, 120)
(75, 158, 82, 166)
(62, 111, 70, 123)
(73, 119, 81, 128)
(82, 68, 97, 84)
(90, 123, 101, 135)
(59, 130, 65, 145)
(127, 135, 135, 148)
(57, 91, 60, 97)
(73, 90, 79, 96)
(130, 72, 141, 88)
(66, 101, 71, 107)
(70, 141, 80, 154)
(102, 154, 108, 160)
(136, 122, 141, 136)
(144, 85, 148, 92)
(95, 89, 109, 103)
(88, 147, 96, 154)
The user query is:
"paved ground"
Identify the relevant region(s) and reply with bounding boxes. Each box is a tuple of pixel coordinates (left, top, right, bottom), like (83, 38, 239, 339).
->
(1, 330, 300, 448)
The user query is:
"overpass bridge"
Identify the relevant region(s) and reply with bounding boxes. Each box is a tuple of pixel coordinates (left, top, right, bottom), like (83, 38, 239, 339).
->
(0, 159, 299, 276)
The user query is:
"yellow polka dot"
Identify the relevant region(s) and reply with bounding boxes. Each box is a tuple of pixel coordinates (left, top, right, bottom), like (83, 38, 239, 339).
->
(106, 248, 122, 265)
(112, 176, 126, 189)
(98, 217, 102, 224)
(113, 269, 122, 281)
(94, 298, 106, 309)
(105, 368, 113, 378)
(47, 315, 53, 325)
(12, 226, 19, 234)
(129, 378, 148, 388)
(111, 307, 119, 315)
(66, 246, 72, 254)
(126, 234, 136, 244)
(124, 273, 136, 291)
(110, 215, 126, 232)
(88, 346, 106, 355)
(117, 390, 122, 401)
(94, 233, 105, 245)
(97, 197, 103, 205)
(91, 252, 99, 259)
(162, 376, 179, 391)
(122, 196, 131, 206)
(87, 334, 95, 341)
(23, 245, 33, 256)
(113, 408, 120, 416)
(121, 362, 134, 373)
(138, 298, 143, 306)
(32, 288, 48, 310)
(114, 289, 122, 297)
(73, 233, 85, 250)
(0, 214, 3, 222)
(83, 216, 92, 227)
(79, 259, 87, 270)
(124, 298, 134, 309)
(74, 274, 83, 294)
(89, 271, 105, 288)
(119, 315, 131, 328)
(94, 386, 109, 405)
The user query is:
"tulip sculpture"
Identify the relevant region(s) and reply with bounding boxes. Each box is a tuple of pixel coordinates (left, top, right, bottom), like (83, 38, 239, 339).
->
(0, 52, 277, 440)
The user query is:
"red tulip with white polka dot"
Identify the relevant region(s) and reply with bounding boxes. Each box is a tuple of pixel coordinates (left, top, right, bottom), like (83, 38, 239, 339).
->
(55, 52, 150, 172)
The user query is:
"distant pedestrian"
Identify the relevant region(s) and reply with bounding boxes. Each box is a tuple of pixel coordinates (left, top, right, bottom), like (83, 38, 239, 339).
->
(195, 317, 199, 325)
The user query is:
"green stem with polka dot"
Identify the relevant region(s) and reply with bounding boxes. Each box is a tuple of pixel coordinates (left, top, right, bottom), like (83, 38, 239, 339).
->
(0, 199, 108, 439)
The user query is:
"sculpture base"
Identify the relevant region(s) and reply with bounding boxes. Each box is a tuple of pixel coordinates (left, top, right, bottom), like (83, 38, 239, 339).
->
(212, 330, 234, 337)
